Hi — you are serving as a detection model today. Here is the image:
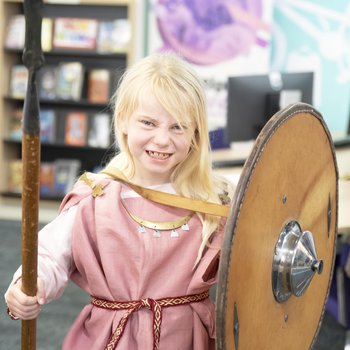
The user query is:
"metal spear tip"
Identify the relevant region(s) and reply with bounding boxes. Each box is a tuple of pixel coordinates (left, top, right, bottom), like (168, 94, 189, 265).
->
(22, 0, 45, 70)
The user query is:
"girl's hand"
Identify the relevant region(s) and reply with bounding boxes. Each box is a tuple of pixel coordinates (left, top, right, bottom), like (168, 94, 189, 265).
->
(6, 278, 46, 320)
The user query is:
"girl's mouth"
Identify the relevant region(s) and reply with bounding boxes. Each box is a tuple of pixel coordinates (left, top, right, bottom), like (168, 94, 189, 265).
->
(147, 150, 171, 160)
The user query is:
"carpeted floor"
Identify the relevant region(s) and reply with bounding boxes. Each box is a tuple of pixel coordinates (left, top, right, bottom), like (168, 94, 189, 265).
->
(0, 219, 346, 349)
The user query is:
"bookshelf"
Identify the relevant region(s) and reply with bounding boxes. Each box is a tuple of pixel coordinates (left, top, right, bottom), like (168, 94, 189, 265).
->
(0, 0, 136, 217)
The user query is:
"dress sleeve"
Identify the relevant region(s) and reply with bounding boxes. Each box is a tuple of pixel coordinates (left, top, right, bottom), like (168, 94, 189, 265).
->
(4, 205, 77, 304)
(37, 205, 78, 302)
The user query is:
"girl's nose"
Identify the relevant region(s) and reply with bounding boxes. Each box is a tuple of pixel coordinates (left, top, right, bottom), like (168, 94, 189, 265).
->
(153, 129, 171, 146)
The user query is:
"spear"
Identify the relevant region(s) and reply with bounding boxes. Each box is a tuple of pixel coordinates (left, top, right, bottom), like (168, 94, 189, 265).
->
(21, 0, 44, 349)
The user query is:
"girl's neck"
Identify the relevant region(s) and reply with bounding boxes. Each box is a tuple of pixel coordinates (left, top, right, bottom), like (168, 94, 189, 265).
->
(130, 175, 171, 188)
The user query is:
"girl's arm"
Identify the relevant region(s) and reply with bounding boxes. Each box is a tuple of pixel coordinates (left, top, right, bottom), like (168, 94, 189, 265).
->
(36, 205, 77, 302)
(5, 205, 77, 319)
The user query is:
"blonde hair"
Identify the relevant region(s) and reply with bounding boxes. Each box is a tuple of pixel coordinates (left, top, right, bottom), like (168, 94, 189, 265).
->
(108, 52, 233, 261)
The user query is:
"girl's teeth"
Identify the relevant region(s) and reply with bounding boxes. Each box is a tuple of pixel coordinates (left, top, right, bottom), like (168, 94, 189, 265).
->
(149, 151, 169, 159)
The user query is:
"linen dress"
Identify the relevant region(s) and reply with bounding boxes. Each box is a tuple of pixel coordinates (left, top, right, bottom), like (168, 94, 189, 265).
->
(47, 173, 225, 349)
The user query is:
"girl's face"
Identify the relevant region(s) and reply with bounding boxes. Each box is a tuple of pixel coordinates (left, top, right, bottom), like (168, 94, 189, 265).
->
(122, 94, 193, 186)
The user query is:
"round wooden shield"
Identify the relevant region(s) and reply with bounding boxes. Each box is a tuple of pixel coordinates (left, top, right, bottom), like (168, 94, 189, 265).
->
(216, 103, 338, 350)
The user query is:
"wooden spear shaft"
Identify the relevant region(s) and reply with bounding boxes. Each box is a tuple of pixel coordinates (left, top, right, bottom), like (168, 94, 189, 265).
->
(21, 122, 40, 350)
(21, 0, 44, 349)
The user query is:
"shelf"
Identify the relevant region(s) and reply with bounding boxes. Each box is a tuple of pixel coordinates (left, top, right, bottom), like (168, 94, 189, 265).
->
(3, 138, 116, 152)
(4, 96, 113, 109)
(4, 0, 133, 5)
(5, 47, 128, 59)
(1, 191, 64, 201)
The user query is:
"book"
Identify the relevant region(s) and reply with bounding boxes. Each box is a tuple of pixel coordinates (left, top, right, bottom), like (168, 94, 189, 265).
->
(7, 159, 22, 193)
(87, 69, 110, 104)
(8, 108, 23, 141)
(97, 19, 131, 53)
(54, 159, 81, 196)
(42, 17, 53, 52)
(38, 65, 58, 100)
(40, 162, 56, 197)
(40, 110, 56, 143)
(87, 112, 111, 148)
(9, 65, 28, 99)
(53, 17, 98, 50)
(5, 15, 25, 50)
(5, 15, 52, 51)
(56, 62, 84, 101)
(65, 111, 88, 146)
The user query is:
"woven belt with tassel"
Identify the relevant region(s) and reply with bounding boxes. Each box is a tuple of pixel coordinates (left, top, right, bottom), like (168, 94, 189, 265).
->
(91, 290, 210, 350)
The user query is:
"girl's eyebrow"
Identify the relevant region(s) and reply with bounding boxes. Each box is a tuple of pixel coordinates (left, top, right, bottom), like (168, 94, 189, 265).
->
(136, 114, 158, 122)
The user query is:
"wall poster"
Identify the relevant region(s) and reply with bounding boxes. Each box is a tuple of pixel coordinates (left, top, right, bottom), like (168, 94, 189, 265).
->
(271, 0, 350, 137)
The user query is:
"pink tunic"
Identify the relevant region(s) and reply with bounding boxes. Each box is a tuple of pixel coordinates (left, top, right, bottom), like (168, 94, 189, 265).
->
(60, 173, 224, 350)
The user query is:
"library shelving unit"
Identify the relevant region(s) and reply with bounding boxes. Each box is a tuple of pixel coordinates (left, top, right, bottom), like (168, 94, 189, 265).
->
(0, 0, 136, 218)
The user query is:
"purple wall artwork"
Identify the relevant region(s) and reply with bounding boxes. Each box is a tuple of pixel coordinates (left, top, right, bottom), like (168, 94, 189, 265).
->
(148, 0, 272, 74)
(147, 0, 273, 139)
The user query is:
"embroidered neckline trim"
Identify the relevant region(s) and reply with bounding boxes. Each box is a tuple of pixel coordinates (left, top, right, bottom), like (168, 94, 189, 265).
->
(120, 199, 194, 231)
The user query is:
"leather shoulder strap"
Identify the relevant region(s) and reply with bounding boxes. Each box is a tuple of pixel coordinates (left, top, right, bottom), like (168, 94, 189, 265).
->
(100, 165, 229, 217)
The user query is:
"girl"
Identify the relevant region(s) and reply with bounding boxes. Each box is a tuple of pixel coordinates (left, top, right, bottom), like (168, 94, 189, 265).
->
(5, 52, 233, 349)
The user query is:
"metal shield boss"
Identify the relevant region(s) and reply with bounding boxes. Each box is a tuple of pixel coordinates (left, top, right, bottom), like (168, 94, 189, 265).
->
(216, 103, 338, 350)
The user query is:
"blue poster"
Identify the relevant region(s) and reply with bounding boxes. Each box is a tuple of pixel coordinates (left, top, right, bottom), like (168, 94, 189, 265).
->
(271, 0, 350, 137)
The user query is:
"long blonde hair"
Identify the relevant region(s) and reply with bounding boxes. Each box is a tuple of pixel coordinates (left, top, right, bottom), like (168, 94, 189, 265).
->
(108, 52, 233, 261)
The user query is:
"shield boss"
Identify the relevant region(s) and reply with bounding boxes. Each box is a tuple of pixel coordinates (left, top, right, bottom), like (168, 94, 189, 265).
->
(216, 103, 338, 350)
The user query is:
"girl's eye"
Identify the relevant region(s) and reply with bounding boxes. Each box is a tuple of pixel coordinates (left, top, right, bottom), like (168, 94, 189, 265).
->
(172, 124, 187, 131)
(141, 120, 155, 127)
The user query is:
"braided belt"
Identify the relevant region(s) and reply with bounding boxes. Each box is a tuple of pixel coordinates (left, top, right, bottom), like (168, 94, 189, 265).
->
(91, 290, 210, 350)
